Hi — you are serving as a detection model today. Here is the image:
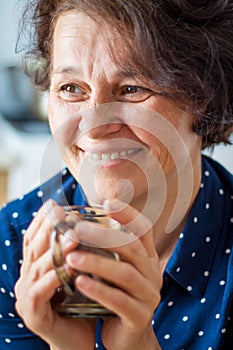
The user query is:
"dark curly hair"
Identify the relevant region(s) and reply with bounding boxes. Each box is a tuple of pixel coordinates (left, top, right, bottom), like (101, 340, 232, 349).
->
(17, 0, 233, 148)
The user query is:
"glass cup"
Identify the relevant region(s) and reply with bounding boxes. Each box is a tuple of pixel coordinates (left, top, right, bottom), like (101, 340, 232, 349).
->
(50, 205, 122, 318)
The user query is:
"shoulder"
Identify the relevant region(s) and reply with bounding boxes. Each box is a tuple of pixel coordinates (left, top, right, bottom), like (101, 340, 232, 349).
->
(0, 168, 77, 230)
(0, 169, 78, 287)
(202, 155, 233, 240)
(202, 155, 233, 193)
(0, 170, 78, 349)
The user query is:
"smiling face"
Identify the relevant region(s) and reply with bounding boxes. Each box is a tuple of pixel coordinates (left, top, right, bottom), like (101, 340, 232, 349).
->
(48, 10, 202, 219)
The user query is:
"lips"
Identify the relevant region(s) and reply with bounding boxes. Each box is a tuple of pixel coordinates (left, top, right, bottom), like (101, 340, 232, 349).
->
(85, 148, 141, 161)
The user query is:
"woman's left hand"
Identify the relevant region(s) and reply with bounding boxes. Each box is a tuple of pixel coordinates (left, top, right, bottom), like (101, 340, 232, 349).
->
(66, 200, 163, 350)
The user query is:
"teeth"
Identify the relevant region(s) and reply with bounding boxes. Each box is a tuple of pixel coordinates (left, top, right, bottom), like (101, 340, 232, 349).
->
(110, 152, 119, 160)
(86, 149, 139, 161)
(93, 153, 102, 161)
(102, 154, 110, 161)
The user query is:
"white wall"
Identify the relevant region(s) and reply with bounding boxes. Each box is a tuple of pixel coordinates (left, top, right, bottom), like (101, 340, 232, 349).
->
(204, 141, 233, 174)
(0, 0, 23, 66)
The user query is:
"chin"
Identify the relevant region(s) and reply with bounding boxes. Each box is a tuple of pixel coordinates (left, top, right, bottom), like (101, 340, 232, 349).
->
(80, 175, 138, 206)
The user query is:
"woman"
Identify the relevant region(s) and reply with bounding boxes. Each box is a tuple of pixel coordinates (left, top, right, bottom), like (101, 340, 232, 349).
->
(0, 0, 233, 349)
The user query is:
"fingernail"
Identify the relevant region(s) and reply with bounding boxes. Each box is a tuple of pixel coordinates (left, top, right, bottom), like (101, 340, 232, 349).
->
(61, 235, 74, 249)
(67, 251, 83, 267)
(76, 274, 90, 289)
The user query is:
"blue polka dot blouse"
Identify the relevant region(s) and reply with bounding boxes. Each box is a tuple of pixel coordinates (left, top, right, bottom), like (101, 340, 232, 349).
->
(0, 156, 232, 349)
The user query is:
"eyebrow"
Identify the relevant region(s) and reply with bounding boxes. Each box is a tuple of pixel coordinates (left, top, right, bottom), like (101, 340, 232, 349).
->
(52, 66, 80, 75)
(52, 65, 140, 80)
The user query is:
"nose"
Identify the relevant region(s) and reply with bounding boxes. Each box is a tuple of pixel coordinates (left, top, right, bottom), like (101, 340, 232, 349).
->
(79, 97, 124, 139)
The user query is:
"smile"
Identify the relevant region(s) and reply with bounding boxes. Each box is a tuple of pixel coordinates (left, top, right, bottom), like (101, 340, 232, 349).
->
(85, 148, 140, 161)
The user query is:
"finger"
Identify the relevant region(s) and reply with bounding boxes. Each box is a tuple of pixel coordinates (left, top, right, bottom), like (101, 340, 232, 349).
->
(67, 236, 158, 279)
(22, 229, 78, 277)
(67, 251, 161, 299)
(15, 268, 60, 321)
(23, 203, 67, 263)
(73, 219, 140, 249)
(104, 199, 155, 257)
(23, 200, 57, 246)
(22, 247, 57, 282)
(75, 275, 160, 328)
(75, 200, 156, 257)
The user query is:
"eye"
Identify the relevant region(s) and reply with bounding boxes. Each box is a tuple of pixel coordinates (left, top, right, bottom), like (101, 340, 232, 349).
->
(124, 86, 140, 94)
(120, 85, 153, 102)
(58, 83, 87, 102)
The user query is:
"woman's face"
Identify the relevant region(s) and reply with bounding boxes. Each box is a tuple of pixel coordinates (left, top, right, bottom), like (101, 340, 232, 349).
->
(48, 11, 202, 211)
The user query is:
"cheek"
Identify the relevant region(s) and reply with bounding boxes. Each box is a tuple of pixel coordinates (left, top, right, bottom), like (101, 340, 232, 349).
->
(48, 93, 81, 133)
(48, 96, 81, 155)
(48, 93, 64, 133)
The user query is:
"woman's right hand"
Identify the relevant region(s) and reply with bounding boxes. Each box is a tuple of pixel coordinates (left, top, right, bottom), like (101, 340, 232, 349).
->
(14, 200, 96, 350)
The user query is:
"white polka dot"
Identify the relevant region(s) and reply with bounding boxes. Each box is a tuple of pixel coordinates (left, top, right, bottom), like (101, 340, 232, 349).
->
(57, 189, 62, 194)
(230, 218, 233, 224)
(71, 183, 76, 189)
(95, 343, 99, 348)
(231, 195, 233, 200)
(0, 314, 3, 318)
(205, 203, 210, 209)
(220, 280, 226, 286)
(187, 285, 193, 292)
(151, 319, 155, 326)
(179, 232, 184, 239)
(205, 171, 210, 177)
(168, 301, 174, 307)
(9, 292, 15, 298)
(2, 264, 7, 271)
(204, 271, 209, 277)
(219, 188, 224, 195)
(193, 217, 198, 223)
(191, 252, 197, 258)
(4, 240, 11, 246)
(200, 183, 204, 188)
(17, 323, 24, 328)
(5, 338, 11, 343)
(32, 211, 37, 217)
(205, 236, 211, 243)
(37, 190, 43, 198)
(221, 328, 226, 334)
(225, 248, 231, 254)
(215, 313, 221, 319)
(0, 288, 6, 294)
(208, 347, 213, 350)
(164, 334, 170, 340)
(62, 169, 67, 176)
(176, 267, 181, 273)
(18, 259, 23, 265)
(182, 316, 189, 322)
(12, 212, 19, 219)
(8, 312, 15, 318)
(21, 229, 26, 235)
(200, 298, 206, 304)
(198, 330, 204, 336)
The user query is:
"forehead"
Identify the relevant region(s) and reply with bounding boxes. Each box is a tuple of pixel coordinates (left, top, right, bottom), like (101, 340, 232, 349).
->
(53, 11, 125, 56)
(51, 10, 140, 77)
(54, 11, 98, 40)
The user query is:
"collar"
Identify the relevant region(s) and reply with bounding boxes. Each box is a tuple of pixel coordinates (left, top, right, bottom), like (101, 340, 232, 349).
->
(165, 156, 228, 298)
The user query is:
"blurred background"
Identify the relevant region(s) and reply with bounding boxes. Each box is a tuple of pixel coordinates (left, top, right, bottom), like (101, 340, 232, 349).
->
(0, 0, 51, 206)
(0, 0, 232, 207)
